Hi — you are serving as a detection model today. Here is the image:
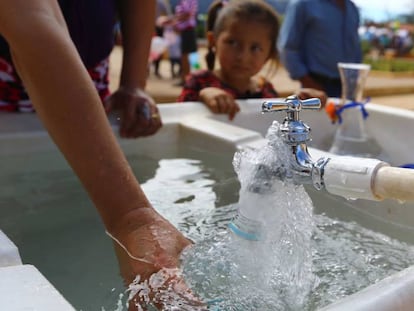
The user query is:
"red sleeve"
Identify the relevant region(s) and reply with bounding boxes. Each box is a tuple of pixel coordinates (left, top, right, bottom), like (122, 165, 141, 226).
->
(177, 73, 201, 102)
(261, 80, 279, 98)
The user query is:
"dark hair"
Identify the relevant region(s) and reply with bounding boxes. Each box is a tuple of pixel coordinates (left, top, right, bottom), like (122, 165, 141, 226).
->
(205, 0, 280, 73)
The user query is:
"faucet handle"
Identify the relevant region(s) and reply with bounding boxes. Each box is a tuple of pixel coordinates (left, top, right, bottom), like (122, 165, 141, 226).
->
(261, 99, 289, 112)
(297, 96, 321, 111)
(262, 95, 321, 113)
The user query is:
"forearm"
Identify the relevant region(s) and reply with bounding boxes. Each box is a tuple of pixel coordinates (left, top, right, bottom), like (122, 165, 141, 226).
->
(299, 74, 314, 86)
(118, 0, 156, 89)
(0, 0, 151, 232)
(298, 74, 324, 91)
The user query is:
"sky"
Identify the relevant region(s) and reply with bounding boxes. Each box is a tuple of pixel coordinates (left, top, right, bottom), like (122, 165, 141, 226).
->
(352, 0, 414, 21)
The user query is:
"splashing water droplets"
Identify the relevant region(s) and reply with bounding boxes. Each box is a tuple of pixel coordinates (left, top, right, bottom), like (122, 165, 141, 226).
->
(121, 121, 414, 310)
(181, 121, 317, 310)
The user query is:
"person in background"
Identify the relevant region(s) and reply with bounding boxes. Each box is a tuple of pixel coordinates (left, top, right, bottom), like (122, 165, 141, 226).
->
(0, 0, 161, 139)
(173, 0, 198, 86)
(177, 0, 327, 120)
(277, 0, 362, 97)
(152, 0, 171, 78)
(0, 0, 198, 309)
(164, 25, 182, 78)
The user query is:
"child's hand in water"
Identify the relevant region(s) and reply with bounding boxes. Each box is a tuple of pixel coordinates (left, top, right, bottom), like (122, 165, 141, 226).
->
(199, 87, 240, 120)
(296, 88, 328, 109)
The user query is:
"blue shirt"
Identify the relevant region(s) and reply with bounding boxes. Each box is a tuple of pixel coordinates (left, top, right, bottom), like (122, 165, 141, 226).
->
(277, 0, 362, 80)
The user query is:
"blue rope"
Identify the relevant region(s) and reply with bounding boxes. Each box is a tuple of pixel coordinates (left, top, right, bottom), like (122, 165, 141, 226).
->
(335, 98, 370, 124)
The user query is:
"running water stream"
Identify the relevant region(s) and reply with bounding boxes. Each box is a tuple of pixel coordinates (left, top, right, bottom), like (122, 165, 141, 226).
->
(126, 121, 317, 310)
(180, 121, 317, 310)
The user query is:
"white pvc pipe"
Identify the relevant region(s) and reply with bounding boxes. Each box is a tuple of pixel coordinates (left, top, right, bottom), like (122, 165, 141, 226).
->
(374, 166, 414, 202)
(323, 156, 414, 202)
(323, 156, 388, 201)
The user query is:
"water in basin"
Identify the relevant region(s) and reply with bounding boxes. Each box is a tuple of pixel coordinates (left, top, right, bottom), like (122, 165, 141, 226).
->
(1, 132, 414, 310)
(127, 122, 414, 310)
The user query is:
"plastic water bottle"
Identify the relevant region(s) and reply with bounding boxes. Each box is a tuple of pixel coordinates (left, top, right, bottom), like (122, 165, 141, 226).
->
(228, 211, 263, 241)
(228, 191, 266, 241)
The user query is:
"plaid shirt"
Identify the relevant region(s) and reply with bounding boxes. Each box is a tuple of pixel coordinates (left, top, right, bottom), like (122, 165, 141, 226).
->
(178, 70, 279, 102)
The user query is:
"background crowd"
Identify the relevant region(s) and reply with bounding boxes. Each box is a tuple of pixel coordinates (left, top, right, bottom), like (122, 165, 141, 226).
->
(360, 21, 414, 58)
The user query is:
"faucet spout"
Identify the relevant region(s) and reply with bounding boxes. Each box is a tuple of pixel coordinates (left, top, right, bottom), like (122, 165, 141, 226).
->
(291, 143, 314, 178)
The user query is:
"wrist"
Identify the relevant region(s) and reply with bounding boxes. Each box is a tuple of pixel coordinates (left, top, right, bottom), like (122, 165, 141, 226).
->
(299, 74, 311, 84)
(117, 86, 146, 97)
(119, 74, 147, 91)
(105, 207, 164, 265)
(106, 206, 159, 236)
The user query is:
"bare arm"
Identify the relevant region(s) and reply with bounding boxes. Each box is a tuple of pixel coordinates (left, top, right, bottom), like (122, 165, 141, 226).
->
(299, 74, 324, 91)
(0, 0, 190, 285)
(105, 0, 162, 138)
(117, 0, 155, 89)
(0, 0, 147, 228)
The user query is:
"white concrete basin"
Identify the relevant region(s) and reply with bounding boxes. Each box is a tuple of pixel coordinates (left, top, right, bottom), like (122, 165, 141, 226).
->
(1, 99, 414, 310)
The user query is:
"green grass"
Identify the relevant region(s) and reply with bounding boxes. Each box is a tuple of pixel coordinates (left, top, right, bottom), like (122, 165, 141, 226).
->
(364, 57, 414, 72)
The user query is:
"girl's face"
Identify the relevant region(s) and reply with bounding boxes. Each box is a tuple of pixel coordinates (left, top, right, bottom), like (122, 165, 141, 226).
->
(214, 18, 272, 81)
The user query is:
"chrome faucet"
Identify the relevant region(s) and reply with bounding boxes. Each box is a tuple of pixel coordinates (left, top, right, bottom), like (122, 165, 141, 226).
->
(262, 95, 330, 190)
